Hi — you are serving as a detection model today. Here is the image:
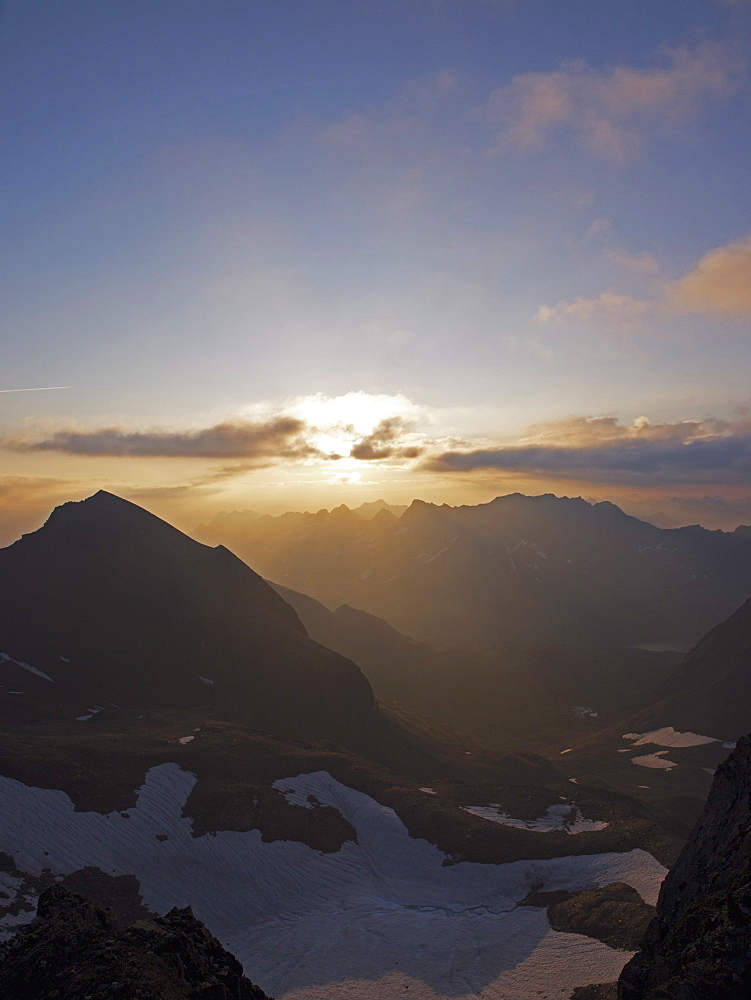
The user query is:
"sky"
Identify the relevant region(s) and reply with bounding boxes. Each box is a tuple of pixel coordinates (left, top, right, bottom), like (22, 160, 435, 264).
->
(2, 0, 751, 540)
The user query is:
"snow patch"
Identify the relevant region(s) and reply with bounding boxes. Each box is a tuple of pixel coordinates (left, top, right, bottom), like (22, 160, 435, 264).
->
(419, 787, 437, 795)
(178, 737, 195, 745)
(463, 803, 608, 834)
(76, 706, 104, 722)
(0, 765, 666, 1000)
(199, 676, 214, 686)
(631, 752, 677, 770)
(623, 727, 717, 749)
(0, 653, 54, 684)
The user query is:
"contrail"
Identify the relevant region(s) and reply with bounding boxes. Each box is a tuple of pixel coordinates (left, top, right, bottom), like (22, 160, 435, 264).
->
(0, 386, 71, 393)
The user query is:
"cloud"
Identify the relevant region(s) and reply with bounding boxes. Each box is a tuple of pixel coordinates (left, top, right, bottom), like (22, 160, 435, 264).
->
(424, 414, 751, 485)
(350, 417, 425, 461)
(2, 416, 321, 460)
(606, 248, 661, 277)
(665, 235, 751, 319)
(535, 292, 652, 329)
(536, 233, 751, 331)
(486, 43, 745, 162)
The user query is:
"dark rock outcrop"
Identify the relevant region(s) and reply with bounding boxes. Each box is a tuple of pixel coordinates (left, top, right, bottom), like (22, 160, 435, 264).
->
(0, 885, 272, 999)
(571, 986, 617, 1000)
(618, 734, 751, 998)
(548, 882, 655, 951)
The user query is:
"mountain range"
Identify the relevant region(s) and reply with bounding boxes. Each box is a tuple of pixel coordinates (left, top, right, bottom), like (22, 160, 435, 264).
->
(2, 490, 751, 998)
(0, 490, 692, 999)
(195, 493, 751, 650)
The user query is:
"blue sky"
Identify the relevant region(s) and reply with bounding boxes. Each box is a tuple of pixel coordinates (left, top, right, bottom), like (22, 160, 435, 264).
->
(2, 0, 751, 533)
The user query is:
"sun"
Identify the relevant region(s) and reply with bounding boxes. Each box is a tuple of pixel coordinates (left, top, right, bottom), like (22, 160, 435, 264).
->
(288, 392, 420, 458)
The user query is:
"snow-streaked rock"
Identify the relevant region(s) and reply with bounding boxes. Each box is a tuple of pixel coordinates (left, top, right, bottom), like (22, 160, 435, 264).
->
(462, 803, 608, 834)
(0, 652, 54, 684)
(0, 764, 667, 1000)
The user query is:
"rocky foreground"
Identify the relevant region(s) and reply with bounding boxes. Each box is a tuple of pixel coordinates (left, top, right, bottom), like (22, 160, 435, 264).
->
(618, 734, 751, 998)
(0, 885, 271, 1000)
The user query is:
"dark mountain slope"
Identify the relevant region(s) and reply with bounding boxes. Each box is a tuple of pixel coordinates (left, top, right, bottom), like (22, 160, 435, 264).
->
(0, 491, 375, 745)
(567, 594, 751, 762)
(618, 734, 751, 999)
(554, 597, 751, 845)
(0, 885, 271, 1000)
(196, 493, 751, 649)
(271, 582, 680, 752)
(645, 595, 751, 739)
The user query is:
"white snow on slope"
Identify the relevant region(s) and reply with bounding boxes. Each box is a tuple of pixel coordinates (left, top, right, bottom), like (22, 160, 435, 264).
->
(0, 652, 54, 684)
(0, 765, 666, 1000)
(623, 727, 718, 748)
(631, 752, 677, 770)
(463, 803, 607, 834)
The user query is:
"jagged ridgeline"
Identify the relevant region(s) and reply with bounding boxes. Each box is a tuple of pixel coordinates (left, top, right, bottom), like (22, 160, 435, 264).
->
(195, 494, 751, 649)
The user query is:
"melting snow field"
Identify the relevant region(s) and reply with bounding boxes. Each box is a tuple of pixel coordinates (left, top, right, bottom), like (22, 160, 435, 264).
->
(622, 727, 718, 748)
(0, 765, 666, 1000)
(462, 803, 608, 834)
(630, 752, 678, 771)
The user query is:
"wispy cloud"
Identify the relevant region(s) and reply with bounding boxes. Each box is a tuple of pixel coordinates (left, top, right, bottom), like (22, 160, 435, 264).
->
(486, 42, 746, 163)
(535, 232, 751, 332)
(535, 292, 651, 330)
(424, 414, 751, 485)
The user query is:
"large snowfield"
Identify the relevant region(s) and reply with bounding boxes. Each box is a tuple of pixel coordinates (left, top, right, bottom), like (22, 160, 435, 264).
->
(0, 764, 667, 999)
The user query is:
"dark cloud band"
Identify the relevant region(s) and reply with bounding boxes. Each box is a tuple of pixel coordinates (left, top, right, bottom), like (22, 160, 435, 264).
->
(2, 417, 319, 460)
(425, 432, 751, 484)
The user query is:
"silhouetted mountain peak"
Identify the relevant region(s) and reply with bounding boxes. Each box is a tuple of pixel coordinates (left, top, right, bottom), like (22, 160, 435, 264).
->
(38, 490, 183, 544)
(0, 492, 378, 740)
